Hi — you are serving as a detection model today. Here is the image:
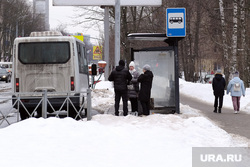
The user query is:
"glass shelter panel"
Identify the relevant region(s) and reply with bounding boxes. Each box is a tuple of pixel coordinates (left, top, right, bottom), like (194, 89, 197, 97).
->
(134, 50, 175, 108)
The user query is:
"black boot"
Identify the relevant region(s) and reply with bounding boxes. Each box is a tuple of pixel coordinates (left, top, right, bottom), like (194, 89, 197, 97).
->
(213, 107, 217, 113)
(218, 108, 221, 113)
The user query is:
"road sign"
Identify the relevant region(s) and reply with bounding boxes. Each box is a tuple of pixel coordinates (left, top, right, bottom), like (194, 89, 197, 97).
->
(72, 35, 84, 42)
(166, 8, 186, 37)
(53, 0, 162, 6)
(93, 46, 102, 60)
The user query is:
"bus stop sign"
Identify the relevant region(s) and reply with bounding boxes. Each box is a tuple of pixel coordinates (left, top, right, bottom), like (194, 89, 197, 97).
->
(166, 8, 186, 37)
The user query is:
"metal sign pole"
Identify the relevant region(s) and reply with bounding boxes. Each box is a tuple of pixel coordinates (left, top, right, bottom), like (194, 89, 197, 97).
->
(174, 39, 180, 114)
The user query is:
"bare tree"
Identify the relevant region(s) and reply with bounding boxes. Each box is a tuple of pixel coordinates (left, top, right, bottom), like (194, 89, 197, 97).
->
(72, 0, 250, 85)
(218, 0, 230, 82)
(0, 0, 44, 61)
(239, 0, 249, 86)
(231, 0, 238, 70)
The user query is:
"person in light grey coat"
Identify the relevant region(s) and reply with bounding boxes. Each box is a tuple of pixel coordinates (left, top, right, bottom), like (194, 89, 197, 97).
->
(226, 71, 245, 114)
(127, 61, 140, 114)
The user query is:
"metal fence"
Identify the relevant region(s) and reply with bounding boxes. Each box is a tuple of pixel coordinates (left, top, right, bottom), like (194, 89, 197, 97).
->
(0, 89, 92, 128)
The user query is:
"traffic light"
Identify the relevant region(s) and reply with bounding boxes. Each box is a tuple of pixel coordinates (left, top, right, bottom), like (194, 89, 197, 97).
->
(91, 64, 97, 75)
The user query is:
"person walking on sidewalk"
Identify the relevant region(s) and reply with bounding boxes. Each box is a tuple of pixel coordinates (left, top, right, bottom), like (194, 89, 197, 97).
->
(108, 60, 132, 116)
(127, 61, 140, 116)
(212, 69, 226, 113)
(138, 64, 153, 116)
(226, 71, 245, 114)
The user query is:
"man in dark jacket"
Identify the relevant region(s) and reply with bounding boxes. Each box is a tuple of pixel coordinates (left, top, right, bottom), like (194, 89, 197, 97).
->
(212, 69, 226, 113)
(138, 64, 154, 116)
(108, 60, 132, 116)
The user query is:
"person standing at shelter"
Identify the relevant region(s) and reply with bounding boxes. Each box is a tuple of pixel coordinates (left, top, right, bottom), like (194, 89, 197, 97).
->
(108, 60, 132, 116)
(127, 61, 140, 115)
(138, 64, 154, 116)
(212, 69, 226, 113)
(226, 71, 245, 114)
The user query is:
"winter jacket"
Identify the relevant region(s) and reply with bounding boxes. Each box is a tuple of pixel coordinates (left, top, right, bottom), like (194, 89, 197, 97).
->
(127, 69, 140, 98)
(226, 77, 245, 97)
(212, 73, 226, 97)
(108, 65, 132, 91)
(138, 70, 154, 102)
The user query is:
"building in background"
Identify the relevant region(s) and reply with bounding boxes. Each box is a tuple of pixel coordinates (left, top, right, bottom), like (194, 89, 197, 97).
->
(33, 0, 50, 30)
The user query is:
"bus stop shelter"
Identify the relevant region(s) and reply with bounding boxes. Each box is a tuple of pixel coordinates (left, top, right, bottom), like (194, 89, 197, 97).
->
(127, 33, 183, 114)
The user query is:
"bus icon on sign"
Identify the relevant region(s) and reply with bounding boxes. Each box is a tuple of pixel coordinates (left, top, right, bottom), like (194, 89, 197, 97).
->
(169, 17, 183, 24)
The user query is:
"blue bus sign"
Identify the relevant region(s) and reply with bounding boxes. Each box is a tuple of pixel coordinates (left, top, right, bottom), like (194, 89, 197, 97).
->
(166, 8, 186, 37)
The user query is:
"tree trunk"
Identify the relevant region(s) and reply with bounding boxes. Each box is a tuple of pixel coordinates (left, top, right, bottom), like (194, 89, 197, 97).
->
(231, 0, 238, 70)
(194, 0, 201, 79)
(219, 0, 230, 82)
(240, 0, 248, 87)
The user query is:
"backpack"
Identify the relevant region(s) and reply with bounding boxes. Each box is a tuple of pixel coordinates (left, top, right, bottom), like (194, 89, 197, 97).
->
(234, 82, 241, 92)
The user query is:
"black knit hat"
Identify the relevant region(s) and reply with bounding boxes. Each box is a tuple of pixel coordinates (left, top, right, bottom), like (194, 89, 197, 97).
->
(119, 60, 125, 66)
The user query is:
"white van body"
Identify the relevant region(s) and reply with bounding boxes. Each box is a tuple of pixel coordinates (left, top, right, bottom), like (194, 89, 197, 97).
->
(12, 31, 89, 119)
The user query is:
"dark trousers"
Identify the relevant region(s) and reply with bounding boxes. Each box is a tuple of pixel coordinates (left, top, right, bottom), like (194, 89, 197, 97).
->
(140, 100, 150, 115)
(115, 90, 128, 116)
(214, 96, 223, 109)
(129, 97, 138, 112)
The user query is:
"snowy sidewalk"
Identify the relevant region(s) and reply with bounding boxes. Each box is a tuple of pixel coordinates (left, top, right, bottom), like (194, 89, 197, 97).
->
(181, 93, 250, 140)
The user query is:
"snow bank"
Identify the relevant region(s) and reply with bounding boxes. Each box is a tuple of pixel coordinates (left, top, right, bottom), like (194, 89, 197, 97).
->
(0, 108, 247, 167)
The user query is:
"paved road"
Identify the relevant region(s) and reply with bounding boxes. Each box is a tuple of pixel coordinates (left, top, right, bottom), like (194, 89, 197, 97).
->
(180, 94, 250, 140)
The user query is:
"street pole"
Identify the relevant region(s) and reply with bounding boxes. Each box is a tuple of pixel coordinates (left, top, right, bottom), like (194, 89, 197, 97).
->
(114, 0, 120, 66)
(104, 7, 110, 80)
(45, 0, 50, 30)
(174, 38, 180, 114)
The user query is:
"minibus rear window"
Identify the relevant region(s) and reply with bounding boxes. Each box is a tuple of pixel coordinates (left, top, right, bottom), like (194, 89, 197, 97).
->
(18, 42, 70, 64)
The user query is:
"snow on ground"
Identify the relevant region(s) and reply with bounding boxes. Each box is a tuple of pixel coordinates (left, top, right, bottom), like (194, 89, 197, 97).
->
(179, 79, 250, 113)
(91, 80, 114, 114)
(0, 81, 11, 90)
(0, 79, 249, 167)
(0, 112, 248, 167)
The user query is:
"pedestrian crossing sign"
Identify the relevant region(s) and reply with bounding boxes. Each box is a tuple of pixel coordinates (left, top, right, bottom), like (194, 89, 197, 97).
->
(93, 46, 102, 60)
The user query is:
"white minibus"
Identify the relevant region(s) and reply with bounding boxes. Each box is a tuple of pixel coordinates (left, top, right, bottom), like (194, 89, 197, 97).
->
(12, 31, 89, 120)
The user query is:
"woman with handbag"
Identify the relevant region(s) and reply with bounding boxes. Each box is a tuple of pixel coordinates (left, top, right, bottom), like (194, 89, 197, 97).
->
(127, 61, 140, 115)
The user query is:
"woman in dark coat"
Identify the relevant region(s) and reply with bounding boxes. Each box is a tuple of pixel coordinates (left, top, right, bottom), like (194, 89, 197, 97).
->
(138, 64, 154, 116)
(212, 69, 226, 113)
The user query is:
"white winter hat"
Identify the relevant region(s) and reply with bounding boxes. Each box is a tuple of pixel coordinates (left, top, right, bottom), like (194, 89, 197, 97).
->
(129, 61, 135, 68)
